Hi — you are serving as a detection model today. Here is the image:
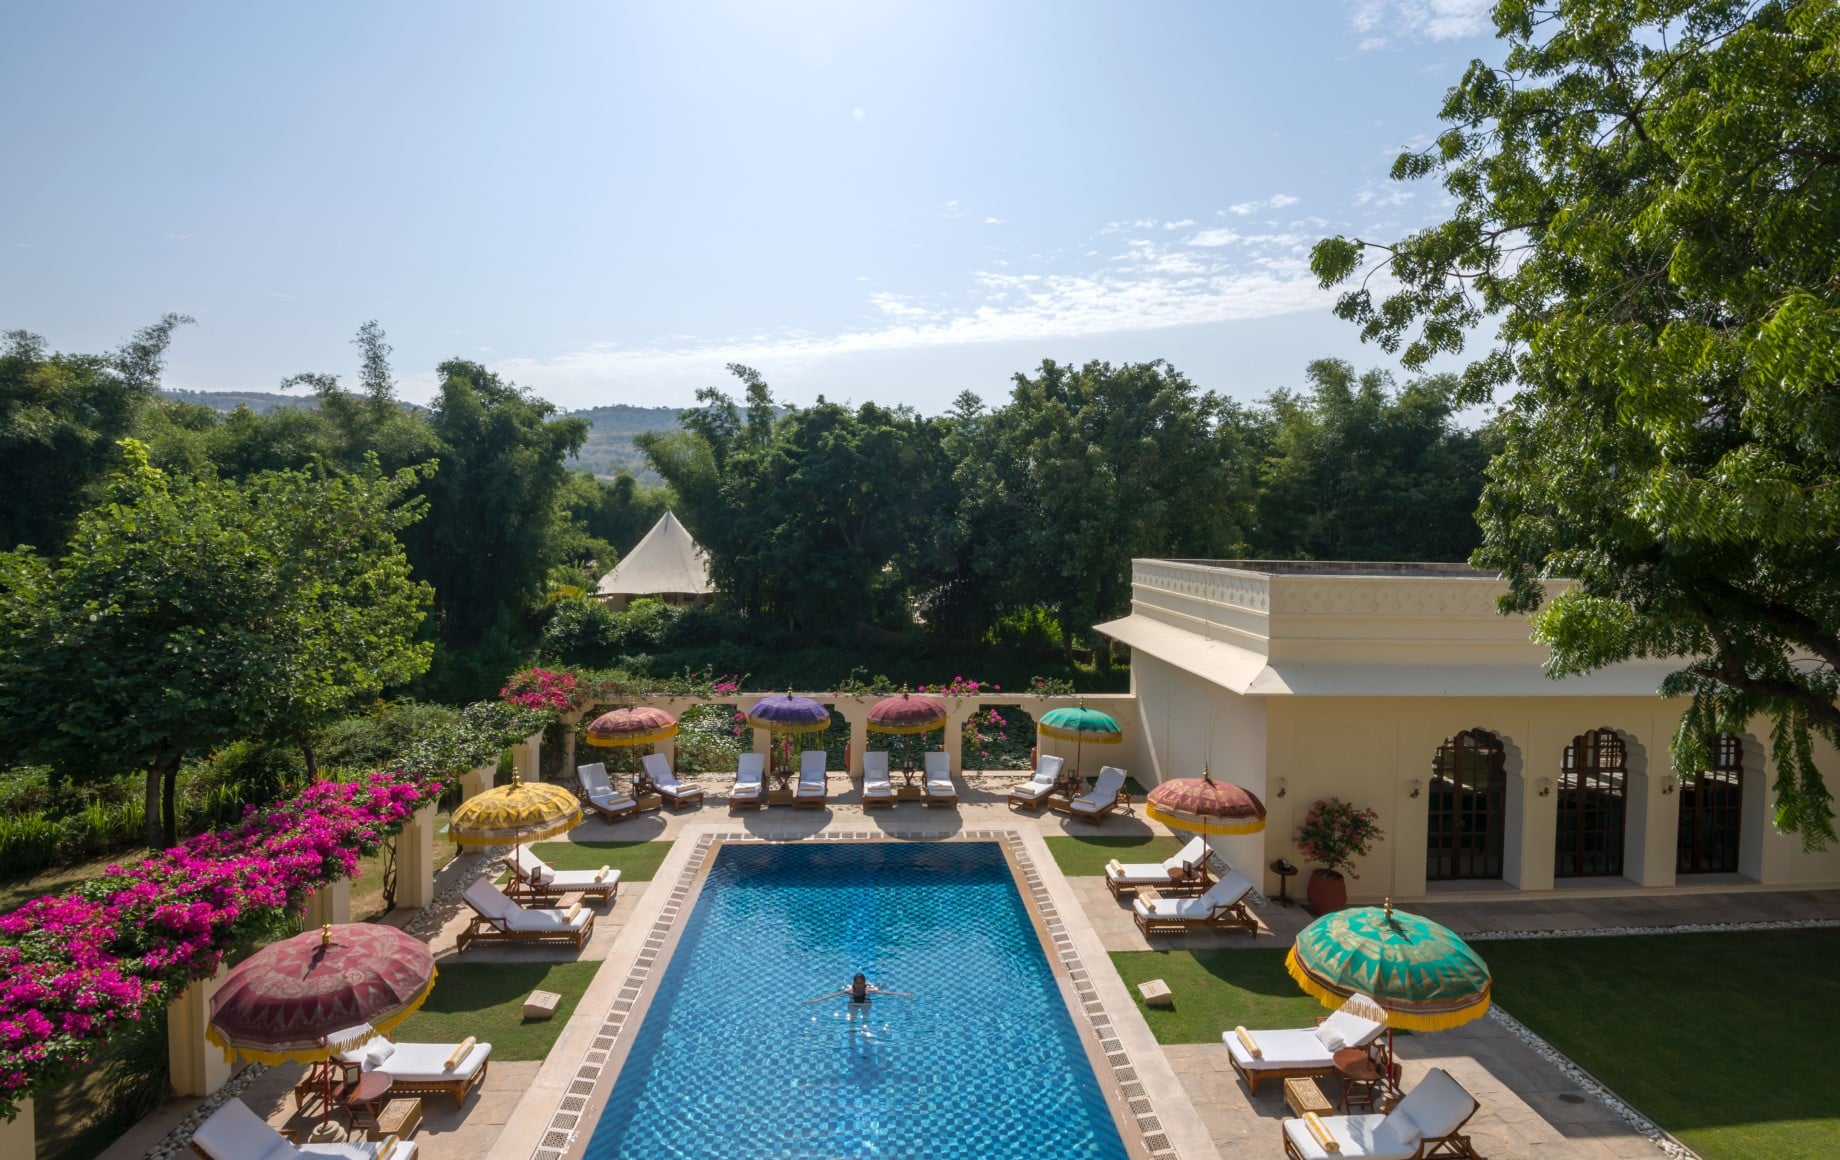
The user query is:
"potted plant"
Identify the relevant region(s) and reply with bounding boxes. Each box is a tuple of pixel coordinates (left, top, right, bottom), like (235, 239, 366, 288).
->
(1294, 797, 1384, 914)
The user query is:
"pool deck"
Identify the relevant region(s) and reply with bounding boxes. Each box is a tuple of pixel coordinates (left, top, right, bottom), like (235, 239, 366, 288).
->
(101, 768, 1840, 1160)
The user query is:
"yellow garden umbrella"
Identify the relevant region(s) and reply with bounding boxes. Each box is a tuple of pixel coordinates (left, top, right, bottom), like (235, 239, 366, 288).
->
(449, 772, 582, 883)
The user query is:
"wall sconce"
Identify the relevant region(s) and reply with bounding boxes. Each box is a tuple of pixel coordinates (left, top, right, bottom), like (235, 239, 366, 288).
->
(1661, 774, 1678, 796)
(1408, 779, 1423, 799)
(1535, 777, 1554, 798)
(1274, 777, 1288, 799)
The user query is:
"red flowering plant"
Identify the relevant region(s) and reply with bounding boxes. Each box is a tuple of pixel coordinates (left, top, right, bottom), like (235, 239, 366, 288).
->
(1294, 797, 1384, 879)
(500, 667, 578, 718)
(0, 766, 444, 1118)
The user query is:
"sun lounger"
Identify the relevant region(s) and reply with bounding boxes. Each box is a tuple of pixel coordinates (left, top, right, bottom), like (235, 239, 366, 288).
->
(1281, 1066, 1480, 1159)
(793, 750, 828, 807)
(922, 751, 957, 805)
(1007, 753, 1065, 809)
(1068, 765, 1128, 822)
(729, 752, 765, 808)
(338, 1033, 494, 1110)
(457, 878, 593, 952)
(1222, 994, 1387, 1093)
(1132, 868, 1257, 936)
(640, 752, 704, 808)
(190, 1097, 416, 1160)
(576, 762, 638, 821)
(862, 751, 896, 809)
(1105, 835, 1212, 898)
(500, 845, 620, 903)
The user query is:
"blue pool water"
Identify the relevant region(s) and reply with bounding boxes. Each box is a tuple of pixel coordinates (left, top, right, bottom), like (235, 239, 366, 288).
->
(585, 841, 1129, 1159)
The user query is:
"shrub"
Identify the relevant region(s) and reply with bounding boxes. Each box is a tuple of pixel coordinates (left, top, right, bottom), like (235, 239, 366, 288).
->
(1294, 797, 1385, 878)
(537, 599, 622, 666)
(675, 704, 744, 773)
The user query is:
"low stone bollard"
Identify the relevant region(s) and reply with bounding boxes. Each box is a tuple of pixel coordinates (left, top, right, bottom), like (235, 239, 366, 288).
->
(1137, 979, 1174, 1008)
(523, 989, 562, 1021)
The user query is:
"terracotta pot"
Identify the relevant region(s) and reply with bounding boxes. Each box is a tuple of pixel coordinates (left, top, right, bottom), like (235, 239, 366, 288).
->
(1307, 868, 1347, 915)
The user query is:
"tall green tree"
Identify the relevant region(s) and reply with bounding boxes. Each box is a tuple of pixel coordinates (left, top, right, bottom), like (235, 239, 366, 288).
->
(0, 314, 190, 554)
(0, 443, 432, 847)
(1251, 359, 1491, 561)
(968, 360, 1254, 654)
(1311, 0, 1840, 845)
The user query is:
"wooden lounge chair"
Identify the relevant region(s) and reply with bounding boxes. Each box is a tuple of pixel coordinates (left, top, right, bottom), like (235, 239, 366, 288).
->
(1281, 1066, 1481, 1159)
(456, 878, 593, 952)
(339, 1033, 494, 1110)
(793, 750, 828, 808)
(190, 1096, 416, 1160)
(1132, 869, 1258, 937)
(862, 751, 896, 809)
(1068, 765, 1128, 823)
(642, 752, 705, 808)
(1007, 754, 1065, 809)
(1222, 994, 1387, 1094)
(1105, 835, 1212, 898)
(576, 762, 638, 821)
(500, 844, 620, 904)
(922, 751, 957, 806)
(729, 752, 765, 808)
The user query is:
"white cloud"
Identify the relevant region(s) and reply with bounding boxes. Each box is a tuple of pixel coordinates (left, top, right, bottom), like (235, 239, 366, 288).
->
(486, 234, 1332, 401)
(1269, 194, 1300, 209)
(1225, 194, 1300, 217)
(1185, 228, 1241, 247)
(984, 216, 1004, 225)
(1162, 219, 1195, 230)
(1349, 0, 1492, 46)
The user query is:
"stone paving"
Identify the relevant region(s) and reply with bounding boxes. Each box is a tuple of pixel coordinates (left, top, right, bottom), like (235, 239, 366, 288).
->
(97, 767, 1840, 1160)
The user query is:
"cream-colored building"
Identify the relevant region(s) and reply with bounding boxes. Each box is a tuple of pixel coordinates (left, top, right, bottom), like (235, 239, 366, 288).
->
(1097, 559, 1840, 903)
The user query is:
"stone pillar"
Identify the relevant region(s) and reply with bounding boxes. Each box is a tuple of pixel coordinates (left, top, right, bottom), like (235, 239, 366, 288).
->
(1505, 771, 1556, 892)
(944, 706, 968, 776)
(560, 719, 578, 784)
(0, 1098, 33, 1160)
(169, 965, 233, 1097)
(512, 730, 544, 783)
(304, 878, 351, 928)
(1627, 768, 1679, 887)
(655, 736, 678, 772)
(395, 803, 438, 910)
(460, 764, 496, 801)
(835, 700, 870, 777)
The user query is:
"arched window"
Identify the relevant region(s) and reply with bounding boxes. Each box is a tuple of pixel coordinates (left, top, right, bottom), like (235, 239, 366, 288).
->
(1427, 729, 1506, 881)
(1679, 735, 1744, 874)
(1556, 730, 1628, 878)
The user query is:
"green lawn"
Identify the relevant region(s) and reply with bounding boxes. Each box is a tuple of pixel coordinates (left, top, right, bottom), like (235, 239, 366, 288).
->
(528, 839, 673, 881)
(1110, 947, 1327, 1043)
(1113, 930, 1840, 1160)
(1043, 833, 1186, 878)
(393, 961, 600, 1060)
(1483, 929, 1840, 1160)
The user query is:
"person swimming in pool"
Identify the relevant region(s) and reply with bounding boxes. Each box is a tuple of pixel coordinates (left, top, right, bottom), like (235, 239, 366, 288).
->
(807, 972, 911, 1011)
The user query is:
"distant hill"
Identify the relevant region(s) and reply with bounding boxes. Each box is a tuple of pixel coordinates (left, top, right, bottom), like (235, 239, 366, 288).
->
(157, 390, 679, 485)
(159, 388, 316, 414)
(564, 404, 681, 483)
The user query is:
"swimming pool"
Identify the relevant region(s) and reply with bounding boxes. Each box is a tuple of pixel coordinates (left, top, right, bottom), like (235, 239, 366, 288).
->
(583, 841, 1130, 1159)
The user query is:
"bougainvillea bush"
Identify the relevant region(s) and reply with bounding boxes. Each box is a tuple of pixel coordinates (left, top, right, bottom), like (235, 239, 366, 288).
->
(1294, 796, 1384, 878)
(0, 766, 444, 1118)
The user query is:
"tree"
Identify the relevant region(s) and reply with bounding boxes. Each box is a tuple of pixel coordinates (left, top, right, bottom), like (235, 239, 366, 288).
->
(1250, 359, 1491, 561)
(0, 314, 191, 554)
(970, 360, 1254, 655)
(0, 442, 432, 847)
(1310, 0, 1840, 845)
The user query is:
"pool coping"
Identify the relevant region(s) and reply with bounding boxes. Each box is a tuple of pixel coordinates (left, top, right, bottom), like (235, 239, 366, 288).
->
(498, 824, 1208, 1160)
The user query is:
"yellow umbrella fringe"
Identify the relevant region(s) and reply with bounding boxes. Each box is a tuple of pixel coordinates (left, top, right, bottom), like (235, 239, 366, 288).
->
(1037, 726, 1124, 743)
(863, 721, 948, 735)
(450, 812, 579, 848)
(1284, 946, 1492, 1032)
(1144, 804, 1266, 836)
(583, 726, 678, 747)
(206, 967, 438, 1065)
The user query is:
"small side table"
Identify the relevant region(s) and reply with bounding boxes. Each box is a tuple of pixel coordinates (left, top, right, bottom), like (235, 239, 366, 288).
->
(1283, 1076, 1335, 1119)
(635, 793, 663, 813)
(369, 1096, 423, 1142)
(1333, 1047, 1385, 1114)
(344, 1070, 394, 1130)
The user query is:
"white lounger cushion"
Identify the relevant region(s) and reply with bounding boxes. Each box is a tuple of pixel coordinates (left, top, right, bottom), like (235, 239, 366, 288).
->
(192, 1099, 416, 1160)
(577, 765, 637, 812)
(340, 1036, 492, 1081)
(1107, 837, 1209, 884)
(1009, 780, 1054, 802)
(923, 752, 954, 792)
(1392, 1067, 1476, 1139)
(731, 753, 765, 797)
(864, 751, 890, 777)
(1070, 767, 1127, 814)
(1133, 869, 1252, 923)
(643, 753, 702, 800)
(1223, 993, 1387, 1069)
(795, 752, 827, 795)
(1281, 1113, 1416, 1160)
(507, 847, 620, 890)
(463, 879, 588, 932)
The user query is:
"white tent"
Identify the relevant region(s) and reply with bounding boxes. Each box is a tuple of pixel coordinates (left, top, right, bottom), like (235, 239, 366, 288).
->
(593, 511, 715, 609)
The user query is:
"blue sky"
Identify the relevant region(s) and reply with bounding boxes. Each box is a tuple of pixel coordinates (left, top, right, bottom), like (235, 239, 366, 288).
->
(1, 1, 1503, 413)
